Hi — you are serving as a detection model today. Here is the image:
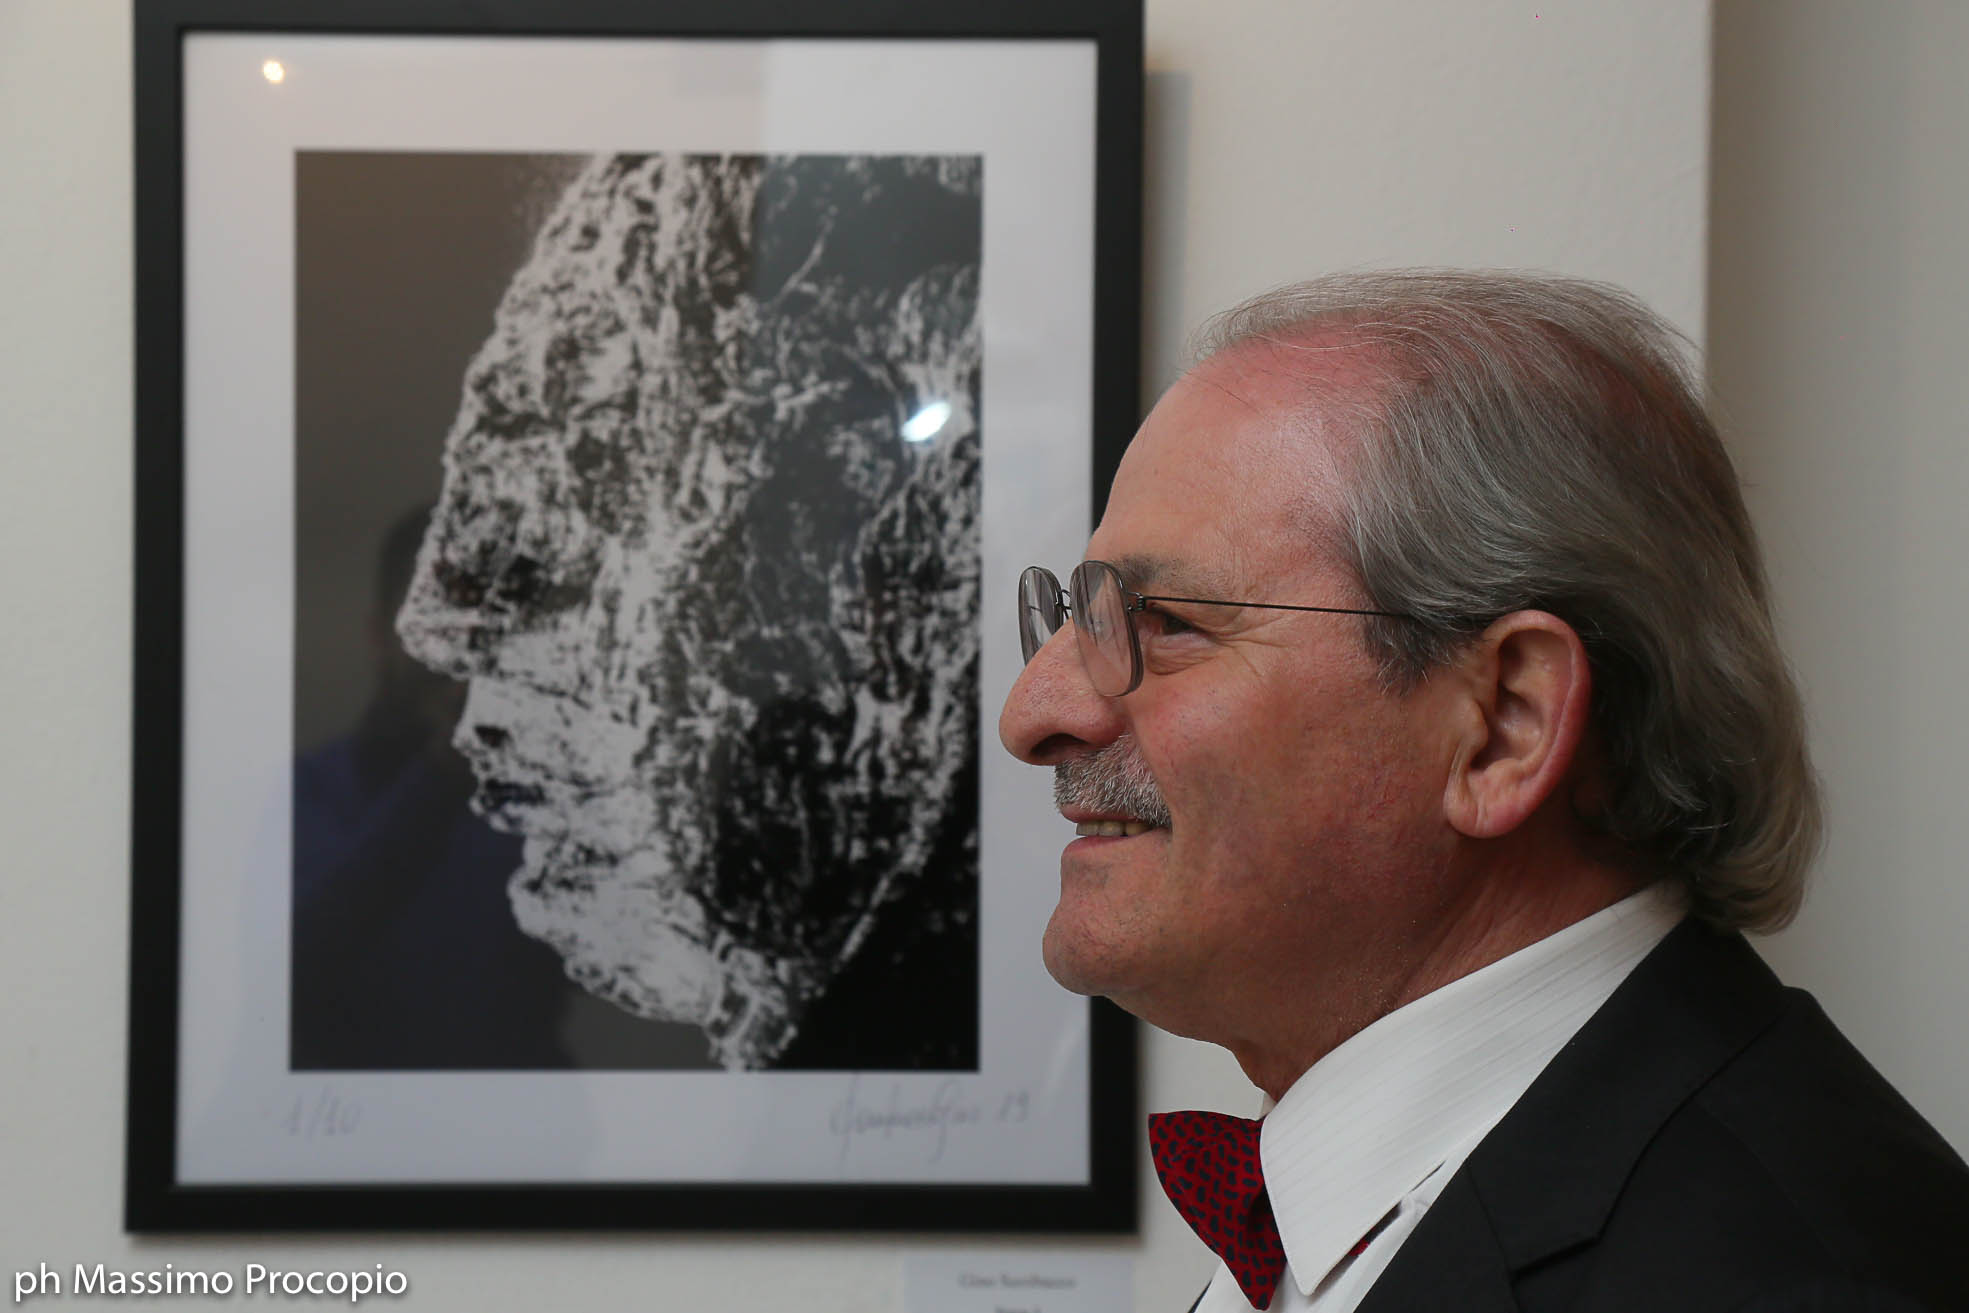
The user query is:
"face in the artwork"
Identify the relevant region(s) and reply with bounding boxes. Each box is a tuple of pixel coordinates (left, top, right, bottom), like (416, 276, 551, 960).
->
(397, 154, 981, 1068)
(997, 344, 1463, 1046)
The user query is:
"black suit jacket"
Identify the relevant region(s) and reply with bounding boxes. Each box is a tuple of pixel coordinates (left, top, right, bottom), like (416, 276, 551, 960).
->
(1345, 920, 1969, 1312)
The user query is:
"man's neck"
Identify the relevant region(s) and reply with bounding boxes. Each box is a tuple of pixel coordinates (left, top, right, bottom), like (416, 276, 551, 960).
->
(1230, 851, 1654, 1102)
(1388, 852, 1652, 1014)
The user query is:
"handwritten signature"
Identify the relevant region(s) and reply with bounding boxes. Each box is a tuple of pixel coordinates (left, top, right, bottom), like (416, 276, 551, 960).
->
(827, 1077, 1028, 1163)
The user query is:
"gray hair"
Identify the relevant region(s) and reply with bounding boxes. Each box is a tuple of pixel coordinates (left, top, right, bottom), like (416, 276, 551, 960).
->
(1195, 269, 1821, 932)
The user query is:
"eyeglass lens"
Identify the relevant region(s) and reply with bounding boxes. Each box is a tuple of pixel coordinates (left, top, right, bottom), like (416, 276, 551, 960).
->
(1017, 566, 1063, 663)
(1069, 561, 1141, 696)
(1016, 562, 1145, 696)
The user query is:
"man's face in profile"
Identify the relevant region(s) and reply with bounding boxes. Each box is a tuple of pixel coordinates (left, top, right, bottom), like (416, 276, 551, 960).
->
(397, 154, 982, 1068)
(999, 344, 1464, 1047)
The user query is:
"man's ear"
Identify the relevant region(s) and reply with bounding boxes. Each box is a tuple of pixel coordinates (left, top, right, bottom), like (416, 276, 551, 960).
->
(1442, 611, 1593, 840)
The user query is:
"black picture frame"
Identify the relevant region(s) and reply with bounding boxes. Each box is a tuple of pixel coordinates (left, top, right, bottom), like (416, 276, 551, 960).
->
(129, 0, 1141, 1233)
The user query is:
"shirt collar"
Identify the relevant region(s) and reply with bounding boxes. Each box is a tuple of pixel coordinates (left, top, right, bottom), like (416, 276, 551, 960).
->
(1259, 882, 1687, 1298)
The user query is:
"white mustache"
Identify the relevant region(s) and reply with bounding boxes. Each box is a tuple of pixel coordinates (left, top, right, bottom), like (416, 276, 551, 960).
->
(1053, 735, 1172, 828)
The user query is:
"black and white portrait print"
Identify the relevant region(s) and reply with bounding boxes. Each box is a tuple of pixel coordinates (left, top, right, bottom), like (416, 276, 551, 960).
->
(292, 152, 982, 1074)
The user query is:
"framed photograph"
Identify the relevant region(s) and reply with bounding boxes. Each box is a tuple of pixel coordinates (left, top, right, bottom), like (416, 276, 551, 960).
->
(129, 0, 1141, 1231)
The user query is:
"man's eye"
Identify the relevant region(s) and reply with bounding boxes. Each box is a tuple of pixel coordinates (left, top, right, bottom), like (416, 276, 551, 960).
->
(1142, 606, 1196, 638)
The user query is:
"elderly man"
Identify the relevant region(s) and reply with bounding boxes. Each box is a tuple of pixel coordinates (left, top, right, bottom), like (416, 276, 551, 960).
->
(1001, 271, 1969, 1312)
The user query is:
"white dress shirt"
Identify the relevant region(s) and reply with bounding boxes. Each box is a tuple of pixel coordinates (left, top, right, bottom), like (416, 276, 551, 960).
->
(1191, 882, 1687, 1313)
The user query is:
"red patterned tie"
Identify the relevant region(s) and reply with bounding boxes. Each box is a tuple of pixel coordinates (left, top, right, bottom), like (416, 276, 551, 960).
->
(1149, 1110, 1287, 1309)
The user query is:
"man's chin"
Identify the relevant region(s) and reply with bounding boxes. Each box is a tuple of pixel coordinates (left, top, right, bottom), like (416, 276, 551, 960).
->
(505, 838, 825, 1069)
(1039, 910, 1129, 1000)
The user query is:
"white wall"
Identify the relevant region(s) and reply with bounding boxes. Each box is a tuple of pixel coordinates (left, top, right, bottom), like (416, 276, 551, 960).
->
(0, 1, 1805, 1308)
(1709, 2, 1969, 1164)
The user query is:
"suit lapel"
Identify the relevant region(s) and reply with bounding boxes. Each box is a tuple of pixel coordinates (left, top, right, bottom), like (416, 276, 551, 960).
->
(1357, 921, 1792, 1309)
(1354, 1173, 1519, 1313)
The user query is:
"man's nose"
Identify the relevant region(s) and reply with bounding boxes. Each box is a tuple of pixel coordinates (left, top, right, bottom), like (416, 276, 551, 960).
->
(998, 625, 1125, 766)
(395, 560, 494, 681)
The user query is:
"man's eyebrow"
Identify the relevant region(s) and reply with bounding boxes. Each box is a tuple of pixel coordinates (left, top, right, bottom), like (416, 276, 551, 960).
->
(1109, 553, 1239, 599)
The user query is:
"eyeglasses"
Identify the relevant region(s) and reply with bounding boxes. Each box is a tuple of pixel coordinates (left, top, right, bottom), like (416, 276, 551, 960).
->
(1017, 560, 1410, 696)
